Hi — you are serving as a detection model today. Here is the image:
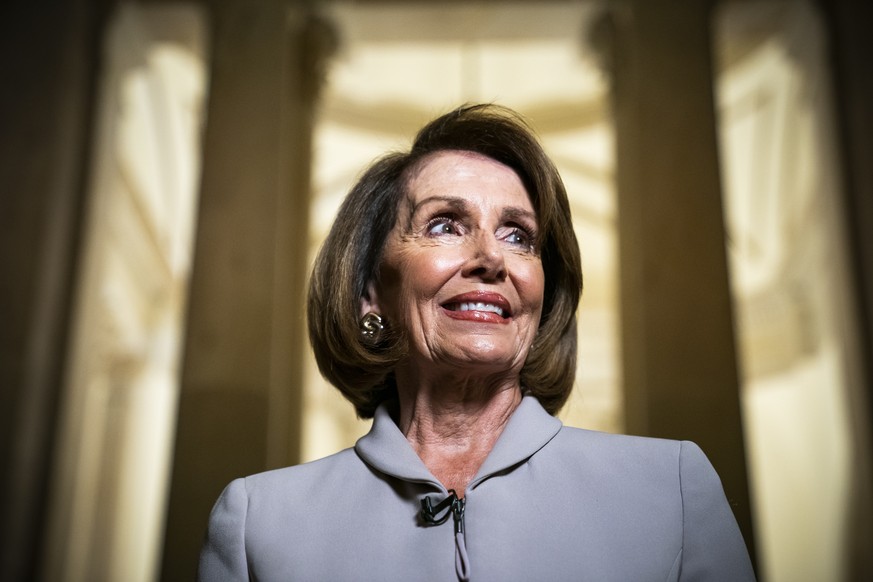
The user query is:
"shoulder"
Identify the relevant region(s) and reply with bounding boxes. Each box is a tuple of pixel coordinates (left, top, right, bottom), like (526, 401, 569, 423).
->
(552, 425, 713, 462)
(239, 447, 364, 499)
(204, 448, 362, 524)
(542, 427, 721, 493)
(200, 447, 375, 581)
(206, 447, 376, 553)
(548, 425, 682, 467)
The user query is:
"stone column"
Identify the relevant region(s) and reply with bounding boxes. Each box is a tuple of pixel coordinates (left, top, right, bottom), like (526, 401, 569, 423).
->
(159, 1, 335, 579)
(0, 2, 108, 581)
(605, 0, 755, 562)
(820, 1, 873, 579)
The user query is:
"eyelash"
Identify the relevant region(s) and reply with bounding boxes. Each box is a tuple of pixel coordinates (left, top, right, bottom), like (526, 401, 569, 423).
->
(425, 215, 460, 236)
(505, 226, 536, 249)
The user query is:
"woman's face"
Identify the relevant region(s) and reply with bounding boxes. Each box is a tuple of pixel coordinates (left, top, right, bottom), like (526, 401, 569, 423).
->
(364, 150, 545, 377)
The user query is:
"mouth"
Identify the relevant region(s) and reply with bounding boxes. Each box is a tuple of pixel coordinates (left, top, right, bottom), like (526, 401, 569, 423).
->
(441, 292, 512, 321)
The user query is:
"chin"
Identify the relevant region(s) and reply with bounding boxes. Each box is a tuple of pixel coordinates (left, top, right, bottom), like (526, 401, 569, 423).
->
(451, 341, 524, 369)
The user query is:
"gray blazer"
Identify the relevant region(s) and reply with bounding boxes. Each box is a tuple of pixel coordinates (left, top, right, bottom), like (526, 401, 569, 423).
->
(199, 396, 756, 581)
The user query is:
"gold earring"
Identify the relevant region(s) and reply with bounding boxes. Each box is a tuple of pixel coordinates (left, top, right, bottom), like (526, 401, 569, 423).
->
(360, 312, 384, 341)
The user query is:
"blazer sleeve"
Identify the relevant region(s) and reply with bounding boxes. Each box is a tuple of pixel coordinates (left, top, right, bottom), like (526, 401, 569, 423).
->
(678, 441, 757, 581)
(199, 478, 250, 581)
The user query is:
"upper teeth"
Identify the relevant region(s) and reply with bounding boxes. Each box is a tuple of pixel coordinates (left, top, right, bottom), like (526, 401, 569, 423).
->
(457, 302, 505, 317)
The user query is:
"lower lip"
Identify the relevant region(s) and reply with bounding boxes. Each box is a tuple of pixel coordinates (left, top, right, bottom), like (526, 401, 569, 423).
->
(442, 307, 511, 324)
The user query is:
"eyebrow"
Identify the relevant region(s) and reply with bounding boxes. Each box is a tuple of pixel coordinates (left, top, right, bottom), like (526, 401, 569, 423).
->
(410, 195, 469, 216)
(501, 206, 538, 226)
(411, 195, 537, 225)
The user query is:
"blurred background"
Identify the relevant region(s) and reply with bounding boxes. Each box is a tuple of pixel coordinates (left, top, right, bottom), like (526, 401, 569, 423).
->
(1, 0, 871, 581)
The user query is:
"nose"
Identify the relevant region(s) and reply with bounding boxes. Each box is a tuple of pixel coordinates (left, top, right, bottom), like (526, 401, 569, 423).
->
(462, 231, 507, 281)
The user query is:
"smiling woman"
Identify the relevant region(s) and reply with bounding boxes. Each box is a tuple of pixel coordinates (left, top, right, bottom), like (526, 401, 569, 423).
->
(198, 105, 755, 582)
(367, 151, 547, 493)
(308, 105, 581, 421)
(370, 152, 544, 376)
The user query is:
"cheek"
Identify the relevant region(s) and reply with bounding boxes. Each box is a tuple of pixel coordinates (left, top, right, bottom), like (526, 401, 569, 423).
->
(402, 250, 464, 296)
(515, 259, 546, 311)
(381, 248, 464, 312)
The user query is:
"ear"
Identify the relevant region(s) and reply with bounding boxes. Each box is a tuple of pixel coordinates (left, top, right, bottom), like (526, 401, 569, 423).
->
(360, 279, 381, 319)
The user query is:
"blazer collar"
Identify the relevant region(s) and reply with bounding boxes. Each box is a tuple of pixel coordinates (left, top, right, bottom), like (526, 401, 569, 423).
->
(354, 395, 562, 492)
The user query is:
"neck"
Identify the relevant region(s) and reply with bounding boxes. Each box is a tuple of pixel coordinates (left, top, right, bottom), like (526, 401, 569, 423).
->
(394, 366, 523, 495)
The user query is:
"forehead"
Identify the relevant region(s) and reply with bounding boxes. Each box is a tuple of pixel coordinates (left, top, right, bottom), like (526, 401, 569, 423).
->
(404, 150, 534, 211)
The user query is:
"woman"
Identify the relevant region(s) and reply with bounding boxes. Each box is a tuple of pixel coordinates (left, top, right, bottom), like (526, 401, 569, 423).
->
(199, 105, 756, 581)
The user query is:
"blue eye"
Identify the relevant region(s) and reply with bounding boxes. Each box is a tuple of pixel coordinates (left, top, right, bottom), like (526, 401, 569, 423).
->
(505, 227, 532, 247)
(427, 218, 458, 236)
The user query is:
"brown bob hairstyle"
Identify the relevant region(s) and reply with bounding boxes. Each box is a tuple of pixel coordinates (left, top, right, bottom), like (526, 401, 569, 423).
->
(308, 104, 582, 418)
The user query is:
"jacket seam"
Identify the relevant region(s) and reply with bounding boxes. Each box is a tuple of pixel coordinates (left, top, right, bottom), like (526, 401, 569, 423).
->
(244, 477, 253, 580)
(678, 440, 686, 580)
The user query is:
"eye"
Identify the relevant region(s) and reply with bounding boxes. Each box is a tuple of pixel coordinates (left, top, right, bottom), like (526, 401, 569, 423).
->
(502, 226, 536, 249)
(505, 228, 529, 246)
(426, 216, 460, 236)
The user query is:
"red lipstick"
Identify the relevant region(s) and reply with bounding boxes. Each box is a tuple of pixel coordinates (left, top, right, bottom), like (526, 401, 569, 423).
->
(441, 291, 512, 324)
